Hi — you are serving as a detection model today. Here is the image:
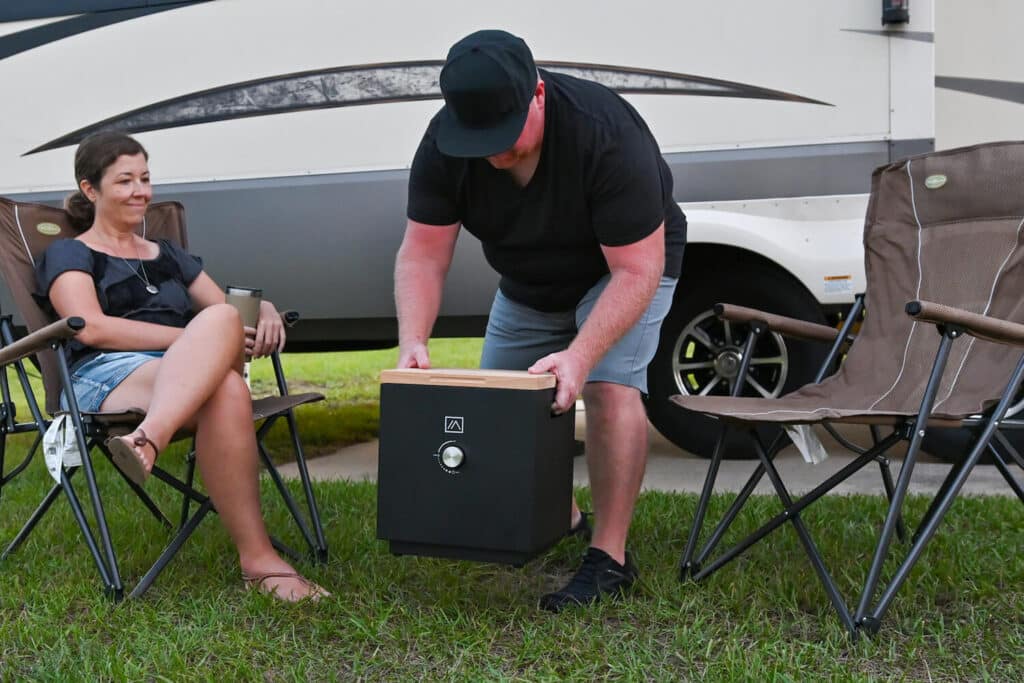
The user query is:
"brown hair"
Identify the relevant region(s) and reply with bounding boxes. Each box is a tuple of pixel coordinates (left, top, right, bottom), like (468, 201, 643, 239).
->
(64, 131, 149, 232)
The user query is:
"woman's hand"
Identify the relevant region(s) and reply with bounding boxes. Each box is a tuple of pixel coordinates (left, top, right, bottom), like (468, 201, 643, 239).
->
(246, 300, 286, 358)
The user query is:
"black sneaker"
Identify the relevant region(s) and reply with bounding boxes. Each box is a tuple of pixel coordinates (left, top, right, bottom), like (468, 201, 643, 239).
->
(539, 547, 638, 612)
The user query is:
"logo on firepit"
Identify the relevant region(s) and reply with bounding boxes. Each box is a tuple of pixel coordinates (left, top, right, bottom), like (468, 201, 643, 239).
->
(444, 416, 464, 434)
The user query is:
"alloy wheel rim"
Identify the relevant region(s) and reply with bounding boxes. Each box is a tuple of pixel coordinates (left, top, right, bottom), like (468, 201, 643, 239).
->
(671, 309, 789, 398)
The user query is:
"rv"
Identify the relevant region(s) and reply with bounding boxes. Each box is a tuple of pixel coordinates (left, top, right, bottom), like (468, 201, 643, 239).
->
(0, 1, 938, 454)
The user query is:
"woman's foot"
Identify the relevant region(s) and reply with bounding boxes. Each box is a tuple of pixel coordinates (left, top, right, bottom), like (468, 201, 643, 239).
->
(105, 428, 159, 486)
(242, 562, 330, 602)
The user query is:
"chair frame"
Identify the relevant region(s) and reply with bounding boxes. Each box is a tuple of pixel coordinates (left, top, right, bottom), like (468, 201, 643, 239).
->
(680, 296, 1024, 636)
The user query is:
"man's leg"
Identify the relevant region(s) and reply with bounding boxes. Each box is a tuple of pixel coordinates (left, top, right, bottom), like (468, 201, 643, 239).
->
(582, 381, 648, 565)
(539, 275, 677, 611)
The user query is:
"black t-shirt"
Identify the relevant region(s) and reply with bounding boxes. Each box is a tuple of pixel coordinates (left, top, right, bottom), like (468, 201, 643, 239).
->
(407, 69, 687, 312)
(34, 238, 203, 370)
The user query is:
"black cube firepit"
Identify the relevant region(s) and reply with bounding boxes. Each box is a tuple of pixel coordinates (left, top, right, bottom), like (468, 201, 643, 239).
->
(377, 368, 576, 566)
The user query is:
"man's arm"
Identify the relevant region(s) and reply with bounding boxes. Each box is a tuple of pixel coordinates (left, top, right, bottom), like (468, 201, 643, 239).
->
(394, 219, 460, 368)
(529, 223, 665, 412)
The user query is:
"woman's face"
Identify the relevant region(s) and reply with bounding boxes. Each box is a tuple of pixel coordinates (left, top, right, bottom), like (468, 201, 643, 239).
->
(84, 153, 152, 227)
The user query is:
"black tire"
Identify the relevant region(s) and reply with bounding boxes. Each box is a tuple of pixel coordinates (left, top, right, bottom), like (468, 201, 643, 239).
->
(921, 429, 995, 464)
(921, 394, 1024, 464)
(645, 258, 831, 458)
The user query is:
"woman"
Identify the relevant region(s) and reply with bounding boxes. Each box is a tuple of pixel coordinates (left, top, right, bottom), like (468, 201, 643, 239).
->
(35, 132, 328, 602)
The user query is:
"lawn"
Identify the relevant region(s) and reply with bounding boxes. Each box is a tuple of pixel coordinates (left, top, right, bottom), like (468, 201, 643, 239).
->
(1, 341, 1022, 680)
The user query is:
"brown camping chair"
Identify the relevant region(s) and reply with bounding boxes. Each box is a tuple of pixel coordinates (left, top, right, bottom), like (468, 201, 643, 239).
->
(0, 197, 327, 599)
(671, 141, 1024, 636)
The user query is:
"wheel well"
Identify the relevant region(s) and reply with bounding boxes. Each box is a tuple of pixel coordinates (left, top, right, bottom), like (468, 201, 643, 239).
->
(680, 243, 820, 309)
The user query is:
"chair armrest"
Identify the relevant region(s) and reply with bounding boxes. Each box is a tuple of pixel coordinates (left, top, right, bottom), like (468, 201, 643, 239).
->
(0, 317, 84, 366)
(906, 300, 1024, 347)
(715, 303, 839, 343)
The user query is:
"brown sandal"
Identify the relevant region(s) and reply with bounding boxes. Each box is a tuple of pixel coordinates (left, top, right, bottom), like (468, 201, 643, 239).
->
(105, 428, 158, 486)
(242, 571, 329, 602)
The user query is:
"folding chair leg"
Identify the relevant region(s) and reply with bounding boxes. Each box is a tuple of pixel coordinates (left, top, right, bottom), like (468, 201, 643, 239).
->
(751, 431, 856, 634)
(862, 372, 1024, 630)
(854, 330, 957, 630)
(994, 431, 1024, 471)
(692, 430, 787, 570)
(267, 352, 328, 561)
(912, 448, 972, 544)
(680, 425, 728, 578)
(2, 480, 63, 560)
(826, 420, 908, 544)
(876, 455, 907, 543)
(0, 432, 42, 489)
(270, 535, 301, 562)
(129, 499, 215, 599)
(56, 352, 124, 598)
(3, 444, 126, 597)
(682, 323, 765, 579)
(988, 443, 1024, 504)
(692, 461, 763, 573)
(180, 449, 197, 529)
(63, 469, 125, 597)
(692, 430, 903, 583)
(282, 410, 328, 561)
(856, 333, 1024, 635)
(258, 439, 321, 559)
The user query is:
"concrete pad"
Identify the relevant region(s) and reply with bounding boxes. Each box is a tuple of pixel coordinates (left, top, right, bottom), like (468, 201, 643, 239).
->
(275, 405, 1024, 496)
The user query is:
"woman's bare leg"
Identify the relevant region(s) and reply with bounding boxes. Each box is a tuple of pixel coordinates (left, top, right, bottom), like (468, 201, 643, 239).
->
(101, 304, 244, 451)
(193, 371, 326, 600)
(99, 303, 326, 600)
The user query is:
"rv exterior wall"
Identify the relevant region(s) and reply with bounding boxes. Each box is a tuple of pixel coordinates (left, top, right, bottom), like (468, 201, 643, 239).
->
(0, 0, 936, 350)
(935, 0, 1024, 150)
(2, 1, 927, 192)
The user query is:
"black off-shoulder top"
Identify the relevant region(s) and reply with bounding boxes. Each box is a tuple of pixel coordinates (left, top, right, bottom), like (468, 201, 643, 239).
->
(33, 238, 203, 370)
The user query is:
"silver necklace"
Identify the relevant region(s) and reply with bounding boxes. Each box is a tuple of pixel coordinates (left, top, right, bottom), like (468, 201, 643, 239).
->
(115, 243, 159, 295)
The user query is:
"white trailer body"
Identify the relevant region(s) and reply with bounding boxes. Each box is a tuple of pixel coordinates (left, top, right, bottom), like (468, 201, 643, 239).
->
(0, 0, 938, 452)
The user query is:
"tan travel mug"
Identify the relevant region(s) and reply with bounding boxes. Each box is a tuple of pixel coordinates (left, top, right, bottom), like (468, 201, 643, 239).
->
(225, 286, 263, 388)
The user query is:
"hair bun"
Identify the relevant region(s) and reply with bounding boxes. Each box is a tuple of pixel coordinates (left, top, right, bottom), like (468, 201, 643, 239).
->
(64, 190, 94, 232)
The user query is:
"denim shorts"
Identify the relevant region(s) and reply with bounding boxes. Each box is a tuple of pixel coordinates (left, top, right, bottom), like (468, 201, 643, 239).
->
(60, 351, 164, 412)
(480, 275, 678, 394)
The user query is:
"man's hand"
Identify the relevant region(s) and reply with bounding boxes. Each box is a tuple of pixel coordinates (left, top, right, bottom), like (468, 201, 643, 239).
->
(529, 348, 589, 414)
(398, 341, 431, 369)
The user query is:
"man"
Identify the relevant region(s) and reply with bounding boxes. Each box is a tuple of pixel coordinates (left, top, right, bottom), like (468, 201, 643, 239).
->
(394, 29, 686, 611)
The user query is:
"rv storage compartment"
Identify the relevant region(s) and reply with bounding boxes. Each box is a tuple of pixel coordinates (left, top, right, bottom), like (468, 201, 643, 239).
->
(377, 368, 575, 565)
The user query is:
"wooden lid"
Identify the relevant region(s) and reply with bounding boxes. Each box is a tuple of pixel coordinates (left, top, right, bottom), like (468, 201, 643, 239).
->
(380, 368, 556, 390)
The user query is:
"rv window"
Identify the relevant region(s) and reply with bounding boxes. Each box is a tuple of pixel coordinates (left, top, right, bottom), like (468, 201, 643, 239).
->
(1, 1, 206, 23)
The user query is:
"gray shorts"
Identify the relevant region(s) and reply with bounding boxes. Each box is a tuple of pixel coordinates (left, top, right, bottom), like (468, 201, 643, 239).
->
(60, 351, 164, 412)
(480, 275, 678, 394)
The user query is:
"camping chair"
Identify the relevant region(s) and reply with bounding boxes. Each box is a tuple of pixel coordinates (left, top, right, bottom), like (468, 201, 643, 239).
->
(670, 141, 1024, 636)
(0, 197, 328, 599)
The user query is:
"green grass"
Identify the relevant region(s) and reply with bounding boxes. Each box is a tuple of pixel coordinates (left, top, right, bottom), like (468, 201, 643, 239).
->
(0, 467, 1021, 680)
(2, 340, 1023, 679)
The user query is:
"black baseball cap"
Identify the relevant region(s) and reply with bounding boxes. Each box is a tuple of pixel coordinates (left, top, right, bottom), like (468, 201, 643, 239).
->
(436, 30, 537, 158)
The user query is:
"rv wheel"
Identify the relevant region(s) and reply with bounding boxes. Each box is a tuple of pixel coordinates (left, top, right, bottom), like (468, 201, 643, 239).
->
(644, 261, 829, 458)
(921, 391, 1024, 464)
